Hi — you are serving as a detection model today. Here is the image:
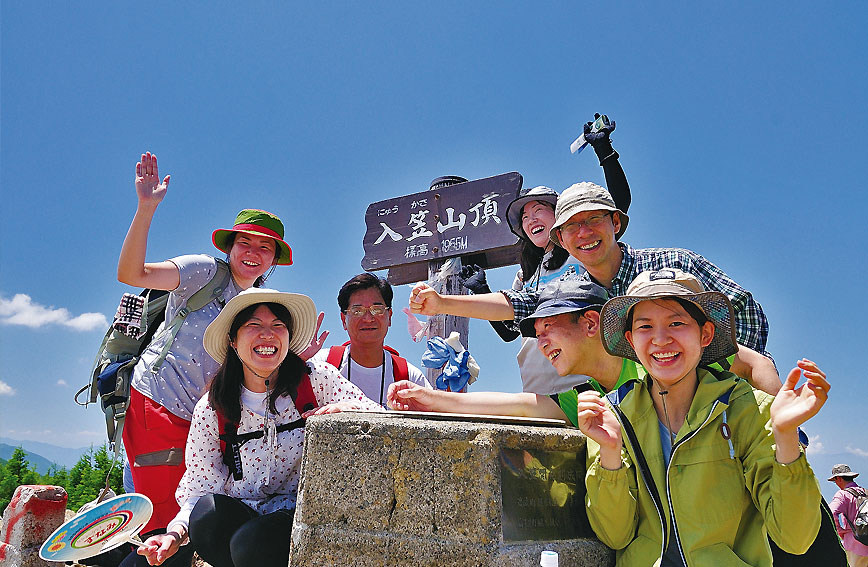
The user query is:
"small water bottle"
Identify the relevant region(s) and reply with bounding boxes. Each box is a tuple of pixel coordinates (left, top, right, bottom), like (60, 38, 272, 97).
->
(540, 550, 558, 567)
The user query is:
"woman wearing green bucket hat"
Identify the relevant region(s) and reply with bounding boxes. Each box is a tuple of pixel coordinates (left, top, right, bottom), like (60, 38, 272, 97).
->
(115, 152, 299, 566)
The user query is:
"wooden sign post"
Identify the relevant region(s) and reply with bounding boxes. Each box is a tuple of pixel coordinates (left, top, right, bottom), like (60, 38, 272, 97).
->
(361, 172, 524, 388)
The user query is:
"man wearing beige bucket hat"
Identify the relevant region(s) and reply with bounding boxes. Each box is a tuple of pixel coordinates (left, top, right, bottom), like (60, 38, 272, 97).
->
(410, 181, 779, 395)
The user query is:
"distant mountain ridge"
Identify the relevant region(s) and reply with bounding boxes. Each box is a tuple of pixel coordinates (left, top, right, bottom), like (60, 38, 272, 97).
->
(0, 444, 58, 475)
(0, 437, 93, 471)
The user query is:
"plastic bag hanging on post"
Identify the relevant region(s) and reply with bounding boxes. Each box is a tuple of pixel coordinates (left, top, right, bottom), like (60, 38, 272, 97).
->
(421, 331, 479, 392)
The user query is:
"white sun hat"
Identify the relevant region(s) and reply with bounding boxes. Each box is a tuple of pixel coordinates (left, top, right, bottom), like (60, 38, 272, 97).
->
(204, 288, 316, 364)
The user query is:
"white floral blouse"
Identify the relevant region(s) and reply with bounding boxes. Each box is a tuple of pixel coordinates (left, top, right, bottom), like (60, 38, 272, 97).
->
(170, 360, 380, 529)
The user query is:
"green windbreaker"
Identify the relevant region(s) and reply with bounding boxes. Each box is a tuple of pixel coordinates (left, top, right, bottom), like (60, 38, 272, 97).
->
(585, 369, 821, 567)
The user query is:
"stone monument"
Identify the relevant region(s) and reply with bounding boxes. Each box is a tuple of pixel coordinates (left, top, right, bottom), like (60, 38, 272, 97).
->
(289, 412, 614, 567)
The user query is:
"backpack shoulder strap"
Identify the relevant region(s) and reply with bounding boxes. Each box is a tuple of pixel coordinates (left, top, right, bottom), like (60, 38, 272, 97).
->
(150, 259, 230, 372)
(846, 487, 867, 499)
(186, 258, 231, 312)
(326, 345, 347, 369)
(387, 349, 409, 382)
(216, 407, 233, 456)
(293, 373, 317, 414)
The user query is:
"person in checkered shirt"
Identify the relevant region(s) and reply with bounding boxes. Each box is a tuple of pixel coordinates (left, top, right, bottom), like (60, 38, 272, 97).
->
(410, 182, 780, 395)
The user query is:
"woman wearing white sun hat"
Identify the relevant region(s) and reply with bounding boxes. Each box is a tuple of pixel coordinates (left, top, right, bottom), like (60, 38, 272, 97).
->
(135, 288, 379, 567)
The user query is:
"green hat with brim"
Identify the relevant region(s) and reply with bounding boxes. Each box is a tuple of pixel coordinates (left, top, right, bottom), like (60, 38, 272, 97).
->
(212, 209, 292, 265)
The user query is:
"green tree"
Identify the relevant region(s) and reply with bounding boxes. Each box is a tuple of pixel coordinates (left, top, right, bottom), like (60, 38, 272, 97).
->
(45, 462, 69, 489)
(0, 447, 41, 514)
(64, 445, 125, 510)
(1, 444, 125, 514)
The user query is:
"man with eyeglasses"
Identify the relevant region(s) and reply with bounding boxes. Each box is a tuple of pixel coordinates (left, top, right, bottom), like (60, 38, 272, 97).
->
(410, 181, 779, 395)
(313, 273, 431, 406)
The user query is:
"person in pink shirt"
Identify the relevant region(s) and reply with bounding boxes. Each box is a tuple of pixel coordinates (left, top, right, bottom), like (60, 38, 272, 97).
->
(829, 464, 868, 566)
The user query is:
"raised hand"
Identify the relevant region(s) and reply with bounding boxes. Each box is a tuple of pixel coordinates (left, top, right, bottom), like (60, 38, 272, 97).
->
(771, 359, 830, 434)
(135, 151, 170, 206)
(458, 264, 491, 295)
(409, 283, 443, 316)
(575, 391, 622, 452)
(583, 113, 619, 165)
(583, 113, 616, 146)
(299, 312, 329, 361)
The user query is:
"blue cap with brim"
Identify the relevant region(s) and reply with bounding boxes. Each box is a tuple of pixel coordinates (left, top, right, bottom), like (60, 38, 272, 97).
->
(519, 279, 608, 338)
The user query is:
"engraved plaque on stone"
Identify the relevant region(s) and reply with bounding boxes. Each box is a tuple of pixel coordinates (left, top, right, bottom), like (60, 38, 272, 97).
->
(499, 447, 593, 542)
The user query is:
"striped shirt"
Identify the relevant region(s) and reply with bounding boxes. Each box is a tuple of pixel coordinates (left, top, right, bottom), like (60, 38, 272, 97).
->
(501, 243, 770, 357)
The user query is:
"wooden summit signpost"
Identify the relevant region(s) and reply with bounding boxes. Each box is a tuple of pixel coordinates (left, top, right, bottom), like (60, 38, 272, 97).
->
(361, 172, 524, 387)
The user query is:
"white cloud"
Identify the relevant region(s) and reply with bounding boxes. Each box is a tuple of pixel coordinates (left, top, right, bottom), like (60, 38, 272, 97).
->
(0, 380, 15, 396)
(56, 379, 68, 387)
(806, 434, 825, 454)
(0, 293, 107, 331)
(846, 445, 868, 458)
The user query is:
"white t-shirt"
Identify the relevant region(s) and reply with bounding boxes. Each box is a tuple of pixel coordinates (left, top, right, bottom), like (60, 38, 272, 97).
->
(171, 360, 380, 530)
(312, 345, 431, 406)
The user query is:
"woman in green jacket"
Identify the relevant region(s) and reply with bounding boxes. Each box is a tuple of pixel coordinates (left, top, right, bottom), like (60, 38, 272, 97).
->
(580, 268, 828, 567)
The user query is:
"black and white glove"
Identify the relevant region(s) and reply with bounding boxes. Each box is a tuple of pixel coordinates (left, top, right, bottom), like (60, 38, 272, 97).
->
(585, 113, 619, 165)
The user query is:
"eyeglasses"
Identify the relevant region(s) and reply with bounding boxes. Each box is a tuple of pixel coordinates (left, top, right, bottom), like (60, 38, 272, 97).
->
(557, 213, 612, 236)
(345, 305, 390, 317)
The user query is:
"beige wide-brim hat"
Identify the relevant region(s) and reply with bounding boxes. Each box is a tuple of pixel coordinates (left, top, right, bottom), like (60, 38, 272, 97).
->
(828, 464, 860, 481)
(600, 269, 738, 367)
(204, 288, 316, 364)
(549, 181, 629, 246)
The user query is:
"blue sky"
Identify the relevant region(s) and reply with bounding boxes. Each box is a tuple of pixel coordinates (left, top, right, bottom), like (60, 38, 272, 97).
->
(2, 3, 866, 499)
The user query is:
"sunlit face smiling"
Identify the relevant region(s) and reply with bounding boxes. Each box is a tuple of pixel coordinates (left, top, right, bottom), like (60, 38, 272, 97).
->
(534, 312, 588, 376)
(341, 287, 392, 348)
(521, 200, 556, 249)
(229, 234, 278, 287)
(625, 299, 714, 388)
(556, 210, 620, 269)
(232, 304, 290, 386)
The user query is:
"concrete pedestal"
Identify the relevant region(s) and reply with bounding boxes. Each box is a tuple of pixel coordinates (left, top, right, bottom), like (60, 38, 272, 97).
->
(290, 412, 613, 567)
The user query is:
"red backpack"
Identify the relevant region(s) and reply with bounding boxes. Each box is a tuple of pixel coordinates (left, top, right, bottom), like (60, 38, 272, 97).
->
(325, 342, 409, 382)
(216, 374, 317, 481)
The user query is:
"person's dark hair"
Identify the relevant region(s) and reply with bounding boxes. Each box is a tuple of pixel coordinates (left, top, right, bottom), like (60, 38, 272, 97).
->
(520, 244, 570, 283)
(208, 302, 311, 423)
(337, 273, 393, 311)
(624, 297, 709, 333)
(517, 201, 569, 284)
(224, 233, 281, 287)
